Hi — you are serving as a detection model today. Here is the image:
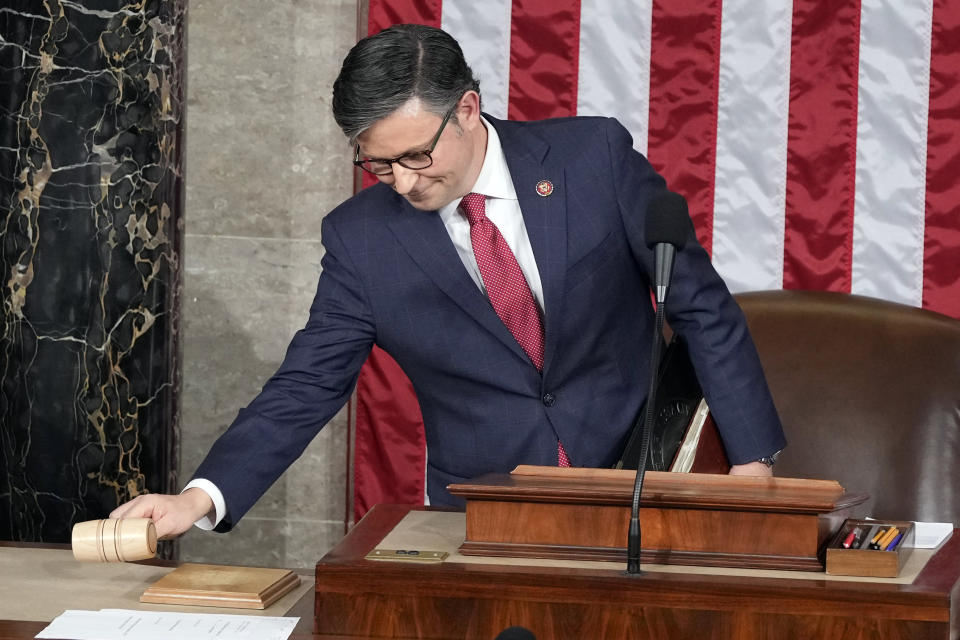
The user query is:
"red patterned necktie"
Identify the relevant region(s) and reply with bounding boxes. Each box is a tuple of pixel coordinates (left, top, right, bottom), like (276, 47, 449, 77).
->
(459, 192, 570, 467)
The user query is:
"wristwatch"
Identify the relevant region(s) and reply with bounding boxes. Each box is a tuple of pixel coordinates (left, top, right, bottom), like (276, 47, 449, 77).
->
(756, 449, 782, 467)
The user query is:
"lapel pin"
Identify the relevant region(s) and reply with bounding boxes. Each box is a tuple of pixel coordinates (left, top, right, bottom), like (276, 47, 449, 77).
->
(535, 180, 554, 197)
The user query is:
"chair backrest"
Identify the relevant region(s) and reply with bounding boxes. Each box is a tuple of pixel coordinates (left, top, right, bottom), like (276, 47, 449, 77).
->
(736, 290, 960, 525)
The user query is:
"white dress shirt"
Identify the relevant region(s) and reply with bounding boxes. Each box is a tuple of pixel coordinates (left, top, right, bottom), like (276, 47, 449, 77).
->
(184, 117, 543, 529)
(437, 117, 545, 311)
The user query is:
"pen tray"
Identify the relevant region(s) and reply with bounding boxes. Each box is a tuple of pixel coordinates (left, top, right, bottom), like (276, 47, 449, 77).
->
(825, 518, 914, 577)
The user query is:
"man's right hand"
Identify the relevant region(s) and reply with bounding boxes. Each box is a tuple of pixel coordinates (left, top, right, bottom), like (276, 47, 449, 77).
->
(109, 488, 215, 539)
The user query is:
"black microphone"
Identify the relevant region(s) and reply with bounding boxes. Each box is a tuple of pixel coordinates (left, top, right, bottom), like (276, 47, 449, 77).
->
(646, 190, 689, 303)
(627, 190, 691, 575)
(494, 626, 536, 640)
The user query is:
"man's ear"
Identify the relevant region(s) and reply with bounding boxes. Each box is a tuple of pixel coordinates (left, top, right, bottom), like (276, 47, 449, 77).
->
(456, 90, 483, 132)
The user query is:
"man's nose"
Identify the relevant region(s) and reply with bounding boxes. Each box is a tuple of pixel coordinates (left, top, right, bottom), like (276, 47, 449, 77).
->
(390, 164, 418, 195)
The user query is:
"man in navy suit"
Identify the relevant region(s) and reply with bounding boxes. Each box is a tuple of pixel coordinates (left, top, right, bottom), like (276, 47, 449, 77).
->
(113, 24, 785, 537)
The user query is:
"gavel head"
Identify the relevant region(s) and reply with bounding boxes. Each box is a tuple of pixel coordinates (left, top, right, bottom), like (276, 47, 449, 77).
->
(71, 518, 157, 562)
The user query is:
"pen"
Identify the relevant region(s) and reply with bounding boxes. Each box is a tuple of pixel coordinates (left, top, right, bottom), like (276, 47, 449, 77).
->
(877, 527, 899, 551)
(885, 532, 904, 551)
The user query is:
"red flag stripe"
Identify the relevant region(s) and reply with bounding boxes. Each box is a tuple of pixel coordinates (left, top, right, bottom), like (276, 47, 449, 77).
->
(646, 0, 723, 254)
(368, 0, 442, 33)
(507, 0, 582, 120)
(782, 0, 861, 292)
(922, 0, 960, 318)
(353, 347, 426, 523)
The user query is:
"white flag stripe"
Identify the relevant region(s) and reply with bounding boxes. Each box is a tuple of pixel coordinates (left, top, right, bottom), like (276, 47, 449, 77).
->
(577, 0, 653, 154)
(851, 0, 933, 306)
(710, 0, 793, 293)
(442, 0, 513, 120)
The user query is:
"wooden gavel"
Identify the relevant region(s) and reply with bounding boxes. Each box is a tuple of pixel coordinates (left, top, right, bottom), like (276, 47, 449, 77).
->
(71, 518, 157, 562)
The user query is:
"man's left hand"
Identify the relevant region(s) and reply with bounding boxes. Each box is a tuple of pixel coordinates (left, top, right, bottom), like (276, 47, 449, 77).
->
(728, 461, 773, 477)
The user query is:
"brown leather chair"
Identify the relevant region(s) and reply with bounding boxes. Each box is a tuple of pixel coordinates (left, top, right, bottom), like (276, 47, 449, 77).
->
(735, 290, 960, 525)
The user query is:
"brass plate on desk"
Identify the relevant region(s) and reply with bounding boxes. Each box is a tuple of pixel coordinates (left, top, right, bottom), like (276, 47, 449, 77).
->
(366, 549, 449, 563)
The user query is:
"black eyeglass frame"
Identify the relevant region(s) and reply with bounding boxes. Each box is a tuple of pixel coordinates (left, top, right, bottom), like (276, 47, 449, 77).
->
(353, 104, 457, 175)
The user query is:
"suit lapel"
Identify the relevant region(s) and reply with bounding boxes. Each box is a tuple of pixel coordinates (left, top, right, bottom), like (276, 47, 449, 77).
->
(386, 117, 570, 372)
(386, 198, 531, 363)
(492, 117, 568, 374)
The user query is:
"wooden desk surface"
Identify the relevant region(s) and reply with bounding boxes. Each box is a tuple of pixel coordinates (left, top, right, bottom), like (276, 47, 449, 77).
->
(315, 505, 960, 640)
(0, 542, 321, 640)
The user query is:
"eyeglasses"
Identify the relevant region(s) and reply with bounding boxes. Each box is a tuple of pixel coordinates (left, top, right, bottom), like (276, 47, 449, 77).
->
(354, 104, 457, 175)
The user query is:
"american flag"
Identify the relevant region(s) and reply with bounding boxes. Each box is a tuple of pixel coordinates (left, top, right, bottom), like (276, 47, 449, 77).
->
(349, 0, 960, 523)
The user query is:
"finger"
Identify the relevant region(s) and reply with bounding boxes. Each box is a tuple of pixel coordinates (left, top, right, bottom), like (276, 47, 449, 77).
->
(153, 513, 191, 539)
(109, 497, 141, 519)
(111, 495, 157, 520)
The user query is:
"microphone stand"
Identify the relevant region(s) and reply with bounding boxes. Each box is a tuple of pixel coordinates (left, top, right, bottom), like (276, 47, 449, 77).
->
(626, 245, 675, 575)
(626, 303, 666, 574)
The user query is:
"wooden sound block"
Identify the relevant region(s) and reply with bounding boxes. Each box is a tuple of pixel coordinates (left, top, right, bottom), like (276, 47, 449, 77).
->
(140, 563, 300, 609)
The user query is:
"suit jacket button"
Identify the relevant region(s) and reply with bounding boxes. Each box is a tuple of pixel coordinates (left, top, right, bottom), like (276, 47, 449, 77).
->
(542, 393, 555, 407)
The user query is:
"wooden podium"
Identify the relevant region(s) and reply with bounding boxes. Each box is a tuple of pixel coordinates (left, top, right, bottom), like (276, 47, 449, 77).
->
(314, 468, 956, 639)
(448, 466, 866, 570)
(314, 504, 959, 639)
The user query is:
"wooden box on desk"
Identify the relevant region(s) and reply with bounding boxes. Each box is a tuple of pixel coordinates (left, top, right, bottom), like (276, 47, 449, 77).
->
(448, 466, 868, 571)
(826, 519, 915, 578)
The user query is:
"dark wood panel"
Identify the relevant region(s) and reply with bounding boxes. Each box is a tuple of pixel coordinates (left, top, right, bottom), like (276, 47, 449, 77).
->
(0, 621, 45, 640)
(465, 500, 819, 554)
(315, 594, 947, 640)
(317, 559, 950, 622)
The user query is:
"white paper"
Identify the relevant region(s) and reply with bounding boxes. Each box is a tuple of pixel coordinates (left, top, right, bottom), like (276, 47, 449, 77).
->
(35, 609, 298, 640)
(912, 522, 954, 549)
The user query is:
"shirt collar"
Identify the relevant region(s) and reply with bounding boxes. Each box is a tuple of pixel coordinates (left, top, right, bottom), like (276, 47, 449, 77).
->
(470, 117, 517, 201)
(439, 117, 517, 222)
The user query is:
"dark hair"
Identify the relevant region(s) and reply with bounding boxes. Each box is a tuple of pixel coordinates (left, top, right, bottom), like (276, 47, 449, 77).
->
(332, 24, 481, 143)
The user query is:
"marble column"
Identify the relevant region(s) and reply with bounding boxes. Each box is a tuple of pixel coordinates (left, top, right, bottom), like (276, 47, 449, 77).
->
(0, 0, 186, 543)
